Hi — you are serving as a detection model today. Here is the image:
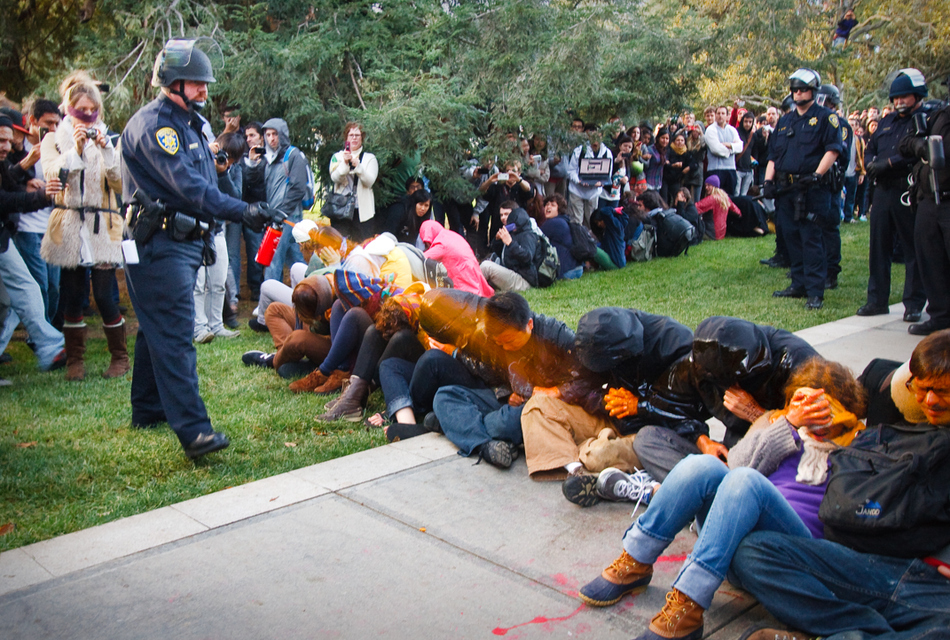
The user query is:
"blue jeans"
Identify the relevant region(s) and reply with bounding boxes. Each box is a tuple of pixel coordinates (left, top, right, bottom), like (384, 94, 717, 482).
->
(733, 532, 950, 639)
(562, 265, 584, 280)
(13, 231, 59, 321)
(378, 357, 417, 417)
(263, 225, 305, 284)
(125, 231, 215, 445)
(620, 454, 812, 610)
(433, 385, 524, 456)
(225, 221, 263, 296)
(0, 243, 64, 369)
(842, 174, 858, 222)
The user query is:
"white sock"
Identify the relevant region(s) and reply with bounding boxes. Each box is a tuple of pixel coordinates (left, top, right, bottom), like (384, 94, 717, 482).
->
(565, 462, 583, 474)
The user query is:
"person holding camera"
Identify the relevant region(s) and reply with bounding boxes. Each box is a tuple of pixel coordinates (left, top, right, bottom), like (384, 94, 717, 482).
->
(192, 132, 246, 343)
(39, 73, 127, 381)
(120, 39, 281, 459)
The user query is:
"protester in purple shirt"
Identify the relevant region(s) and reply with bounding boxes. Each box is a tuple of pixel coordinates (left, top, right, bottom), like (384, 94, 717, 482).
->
(574, 357, 867, 640)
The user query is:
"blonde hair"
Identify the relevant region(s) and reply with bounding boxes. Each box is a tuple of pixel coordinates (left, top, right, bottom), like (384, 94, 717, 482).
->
(59, 71, 102, 113)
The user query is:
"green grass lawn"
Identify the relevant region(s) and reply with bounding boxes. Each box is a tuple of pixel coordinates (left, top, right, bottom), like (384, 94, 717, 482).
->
(1, 221, 898, 551)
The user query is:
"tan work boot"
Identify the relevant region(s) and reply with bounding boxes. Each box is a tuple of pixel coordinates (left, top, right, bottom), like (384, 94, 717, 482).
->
(645, 588, 704, 639)
(578, 550, 653, 606)
(102, 320, 131, 378)
(62, 324, 87, 381)
(288, 368, 328, 393)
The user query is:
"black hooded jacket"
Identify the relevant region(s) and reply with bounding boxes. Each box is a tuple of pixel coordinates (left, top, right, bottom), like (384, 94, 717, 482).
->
(489, 207, 539, 287)
(568, 308, 694, 432)
(649, 316, 820, 447)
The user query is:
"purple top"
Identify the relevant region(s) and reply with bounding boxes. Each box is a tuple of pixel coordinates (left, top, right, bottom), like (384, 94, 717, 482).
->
(767, 431, 827, 539)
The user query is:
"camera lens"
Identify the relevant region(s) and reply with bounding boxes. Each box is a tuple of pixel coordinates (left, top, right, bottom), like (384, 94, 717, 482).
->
(86, 128, 98, 139)
(215, 151, 228, 164)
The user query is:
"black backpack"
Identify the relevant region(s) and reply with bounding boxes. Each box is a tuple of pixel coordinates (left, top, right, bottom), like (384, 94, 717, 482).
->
(567, 220, 599, 262)
(653, 209, 695, 257)
(819, 422, 950, 558)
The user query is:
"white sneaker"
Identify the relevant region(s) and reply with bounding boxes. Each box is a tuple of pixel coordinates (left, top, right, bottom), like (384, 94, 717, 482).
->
(194, 330, 215, 344)
(596, 468, 660, 514)
(214, 328, 241, 338)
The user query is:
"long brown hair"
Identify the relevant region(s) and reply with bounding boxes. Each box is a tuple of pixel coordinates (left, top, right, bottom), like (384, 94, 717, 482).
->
(784, 357, 868, 418)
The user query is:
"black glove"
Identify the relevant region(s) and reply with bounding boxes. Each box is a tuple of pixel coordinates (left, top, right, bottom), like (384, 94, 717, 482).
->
(762, 180, 777, 199)
(264, 202, 287, 225)
(866, 157, 890, 179)
(798, 172, 821, 186)
(242, 202, 269, 233)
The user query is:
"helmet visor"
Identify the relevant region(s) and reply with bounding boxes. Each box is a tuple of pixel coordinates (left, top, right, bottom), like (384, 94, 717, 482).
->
(163, 40, 195, 69)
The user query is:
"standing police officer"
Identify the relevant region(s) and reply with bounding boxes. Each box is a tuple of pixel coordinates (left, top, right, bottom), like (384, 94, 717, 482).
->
(856, 69, 928, 322)
(765, 68, 843, 310)
(900, 84, 950, 335)
(121, 40, 276, 459)
(816, 83, 850, 290)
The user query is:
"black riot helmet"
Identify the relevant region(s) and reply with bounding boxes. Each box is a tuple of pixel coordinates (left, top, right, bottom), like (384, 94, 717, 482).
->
(151, 39, 216, 112)
(816, 84, 841, 109)
(781, 94, 795, 114)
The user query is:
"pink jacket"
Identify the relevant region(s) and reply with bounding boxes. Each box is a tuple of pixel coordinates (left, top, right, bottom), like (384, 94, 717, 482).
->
(696, 192, 741, 240)
(419, 221, 494, 297)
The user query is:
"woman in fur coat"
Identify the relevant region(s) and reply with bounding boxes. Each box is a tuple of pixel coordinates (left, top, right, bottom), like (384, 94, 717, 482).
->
(41, 74, 127, 381)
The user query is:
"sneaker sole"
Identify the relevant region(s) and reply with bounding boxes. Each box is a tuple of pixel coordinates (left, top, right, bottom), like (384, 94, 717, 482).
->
(562, 474, 601, 507)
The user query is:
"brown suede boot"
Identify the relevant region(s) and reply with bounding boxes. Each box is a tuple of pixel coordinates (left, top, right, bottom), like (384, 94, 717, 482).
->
(288, 368, 329, 393)
(313, 369, 351, 395)
(646, 588, 704, 640)
(316, 376, 369, 421)
(102, 321, 131, 379)
(62, 324, 87, 381)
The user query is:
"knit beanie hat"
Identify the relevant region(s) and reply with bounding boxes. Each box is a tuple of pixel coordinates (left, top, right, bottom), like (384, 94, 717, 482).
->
(705, 175, 721, 188)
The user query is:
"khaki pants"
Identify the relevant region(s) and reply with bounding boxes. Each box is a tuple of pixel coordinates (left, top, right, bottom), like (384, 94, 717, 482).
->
(480, 260, 531, 293)
(265, 302, 331, 370)
(522, 395, 614, 480)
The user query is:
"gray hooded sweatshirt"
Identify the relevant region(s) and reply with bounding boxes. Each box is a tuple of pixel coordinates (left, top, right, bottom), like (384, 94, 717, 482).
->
(262, 117, 309, 222)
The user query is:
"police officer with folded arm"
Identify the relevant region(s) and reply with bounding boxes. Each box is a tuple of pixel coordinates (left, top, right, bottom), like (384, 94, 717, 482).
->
(900, 78, 950, 336)
(764, 68, 842, 311)
(120, 39, 280, 459)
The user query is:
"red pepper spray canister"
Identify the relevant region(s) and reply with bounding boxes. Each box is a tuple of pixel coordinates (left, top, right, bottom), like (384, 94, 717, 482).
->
(255, 220, 295, 267)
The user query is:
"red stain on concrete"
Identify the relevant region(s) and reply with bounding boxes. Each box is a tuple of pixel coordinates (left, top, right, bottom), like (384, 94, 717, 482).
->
(657, 554, 688, 562)
(491, 603, 586, 636)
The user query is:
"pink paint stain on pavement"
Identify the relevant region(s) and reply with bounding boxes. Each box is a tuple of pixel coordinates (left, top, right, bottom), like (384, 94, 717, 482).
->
(657, 554, 688, 563)
(492, 603, 587, 636)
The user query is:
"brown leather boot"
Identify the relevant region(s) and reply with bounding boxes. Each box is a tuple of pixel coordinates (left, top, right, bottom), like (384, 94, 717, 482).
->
(578, 550, 653, 606)
(288, 368, 328, 393)
(102, 321, 131, 379)
(316, 376, 369, 421)
(313, 369, 351, 395)
(62, 324, 86, 381)
(646, 588, 704, 639)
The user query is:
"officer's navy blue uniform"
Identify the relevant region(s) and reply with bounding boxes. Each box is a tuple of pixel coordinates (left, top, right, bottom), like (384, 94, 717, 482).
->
(863, 110, 926, 314)
(901, 104, 950, 332)
(768, 102, 843, 299)
(121, 93, 245, 447)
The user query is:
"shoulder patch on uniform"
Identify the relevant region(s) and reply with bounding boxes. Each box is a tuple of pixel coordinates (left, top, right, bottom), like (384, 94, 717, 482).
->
(841, 128, 848, 142)
(829, 114, 839, 128)
(156, 127, 180, 155)
(808, 117, 818, 126)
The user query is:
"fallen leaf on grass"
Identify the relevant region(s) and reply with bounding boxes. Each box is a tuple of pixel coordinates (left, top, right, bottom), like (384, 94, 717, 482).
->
(284, 442, 297, 447)
(15, 442, 37, 448)
(0, 523, 15, 535)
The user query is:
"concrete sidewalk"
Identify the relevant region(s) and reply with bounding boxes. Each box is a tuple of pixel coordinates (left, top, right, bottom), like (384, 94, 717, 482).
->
(0, 306, 925, 639)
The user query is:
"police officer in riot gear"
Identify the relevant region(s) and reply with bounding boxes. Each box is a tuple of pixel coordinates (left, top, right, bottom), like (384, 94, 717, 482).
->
(764, 68, 843, 310)
(121, 39, 279, 459)
(856, 68, 928, 322)
(816, 83, 851, 290)
(900, 83, 950, 335)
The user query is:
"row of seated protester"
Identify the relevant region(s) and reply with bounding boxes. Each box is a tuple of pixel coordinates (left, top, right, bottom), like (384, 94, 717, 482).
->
(242, 264, 950, 639)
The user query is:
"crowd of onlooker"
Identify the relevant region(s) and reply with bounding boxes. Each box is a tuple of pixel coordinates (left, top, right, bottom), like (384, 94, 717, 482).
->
(4, 59, 950, 640)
